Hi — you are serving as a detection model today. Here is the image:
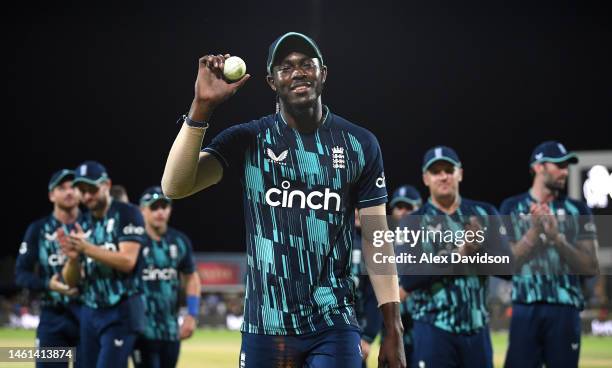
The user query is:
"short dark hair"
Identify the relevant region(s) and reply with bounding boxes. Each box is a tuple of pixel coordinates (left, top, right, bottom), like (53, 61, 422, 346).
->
(110, 185, 129, 203)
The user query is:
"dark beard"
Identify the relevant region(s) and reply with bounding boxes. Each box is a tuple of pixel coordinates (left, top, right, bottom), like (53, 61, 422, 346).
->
(544, 179, 565, 195)
(91, 196, 108, 213)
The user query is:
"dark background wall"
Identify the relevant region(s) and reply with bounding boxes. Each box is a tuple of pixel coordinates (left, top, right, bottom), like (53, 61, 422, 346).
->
(7, 1, 611, 261)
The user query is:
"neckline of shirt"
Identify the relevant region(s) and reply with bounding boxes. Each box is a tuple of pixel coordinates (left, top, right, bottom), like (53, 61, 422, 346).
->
(426, 196, 464, 216)
(276, 105, 332, 133)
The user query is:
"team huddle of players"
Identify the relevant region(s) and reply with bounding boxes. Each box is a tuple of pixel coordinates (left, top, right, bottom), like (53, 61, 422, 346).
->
(16, 29, 600, 368)
(16, 161, 201, 368)
(355, 141, 599, 368)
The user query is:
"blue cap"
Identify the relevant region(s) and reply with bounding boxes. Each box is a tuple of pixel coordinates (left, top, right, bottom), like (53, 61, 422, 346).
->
(139, 186, 172, 207)
(422, 146, 462, 172)
(73, 161, 109, 186)
(266, 32, 324, 74)
(530, 141, 578, 166)
(389, 185, 422, 208)
(48, 169, 75, 191)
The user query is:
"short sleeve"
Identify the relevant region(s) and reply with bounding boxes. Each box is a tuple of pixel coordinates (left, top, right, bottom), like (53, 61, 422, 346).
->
(178, 234, 196, 274)
(202, 122, 257, 170)
(355, 133, 388, 208)
(118, 205, 146, 244)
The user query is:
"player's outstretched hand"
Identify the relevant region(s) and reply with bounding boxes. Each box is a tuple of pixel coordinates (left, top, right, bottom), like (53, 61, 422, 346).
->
(48, 274, 79, 297)
(193, 54, 250, 109)
(179, 315, 197, 340)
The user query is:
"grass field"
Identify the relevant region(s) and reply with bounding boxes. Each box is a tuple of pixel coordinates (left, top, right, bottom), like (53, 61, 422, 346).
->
(0, 328, 611, 367)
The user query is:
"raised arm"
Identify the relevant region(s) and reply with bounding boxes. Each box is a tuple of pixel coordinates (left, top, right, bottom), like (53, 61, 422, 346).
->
(162, 54, 250, 198)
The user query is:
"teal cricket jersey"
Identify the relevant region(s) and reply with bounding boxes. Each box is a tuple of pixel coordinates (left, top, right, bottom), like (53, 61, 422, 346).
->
(15, 214, 87, 307)
(139, 227, 195, 341)
(203, 106, 388, 335)
(499, 192, 597, 309)
(80, 200, 146, 308)
(399, 198, 511, 334)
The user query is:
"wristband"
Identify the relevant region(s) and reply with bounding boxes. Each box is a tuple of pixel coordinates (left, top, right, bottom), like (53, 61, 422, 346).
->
(178, 114, 209, 129)
(186, 295, 200, 317)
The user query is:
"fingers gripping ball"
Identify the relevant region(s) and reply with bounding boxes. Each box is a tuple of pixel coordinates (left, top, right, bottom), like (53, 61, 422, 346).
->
(223, 56, 247, 81)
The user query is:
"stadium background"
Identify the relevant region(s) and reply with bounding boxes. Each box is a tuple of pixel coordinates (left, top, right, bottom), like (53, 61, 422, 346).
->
(4, 0, 612, 366)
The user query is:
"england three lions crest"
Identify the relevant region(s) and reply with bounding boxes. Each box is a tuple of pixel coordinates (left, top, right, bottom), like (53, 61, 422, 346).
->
(332, 146, 345, 169)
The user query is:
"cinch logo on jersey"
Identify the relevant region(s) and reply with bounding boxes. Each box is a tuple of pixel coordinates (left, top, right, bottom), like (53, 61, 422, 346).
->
(48, 252, 67, 267)
(376, 172, 386, 188)
(123, 224, 145, 235)
(142, 266, 178, 281)
(264, 181, 341, 211)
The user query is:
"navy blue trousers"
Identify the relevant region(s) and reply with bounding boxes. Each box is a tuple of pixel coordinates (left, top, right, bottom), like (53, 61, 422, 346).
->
(411, 321, 493, 368)
(132, 338, 180, 368)
(79, 295, 144, 368)
(504, 303, 581, 368)
(240, 328, 362, 368)
(36, 303, 81, 368)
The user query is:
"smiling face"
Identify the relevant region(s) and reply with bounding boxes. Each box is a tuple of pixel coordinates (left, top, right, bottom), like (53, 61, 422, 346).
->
(266, 51, 327, 109)
(423, 161, 463, 201)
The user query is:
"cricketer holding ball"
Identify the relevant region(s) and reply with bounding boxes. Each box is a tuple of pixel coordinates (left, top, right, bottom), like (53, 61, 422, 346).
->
(162, 32, 405, 367)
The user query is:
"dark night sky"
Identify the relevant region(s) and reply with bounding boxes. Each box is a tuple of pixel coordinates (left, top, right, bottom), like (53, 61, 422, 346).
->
(7, 1, 612, 257)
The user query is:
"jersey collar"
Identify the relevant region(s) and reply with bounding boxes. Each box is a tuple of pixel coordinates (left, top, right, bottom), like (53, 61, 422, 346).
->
(277, 105, 332, 131)
(426, 195, 463, 216)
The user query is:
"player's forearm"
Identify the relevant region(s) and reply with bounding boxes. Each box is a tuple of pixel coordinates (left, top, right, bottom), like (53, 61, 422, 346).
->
(510, 228, 540, 265)
(82, 243, 137, 273)
(362, 233, 400, 307)
(360, 206, 401, 306)
(184, 271, 202, 297)
(554, 237, 599, 275)
(361, 237, 401, 306)
(183, 271, 202, 319)
(62, 258, 81, 287)
(162, 122, 208, 199)
(380, 302, 403, 335)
